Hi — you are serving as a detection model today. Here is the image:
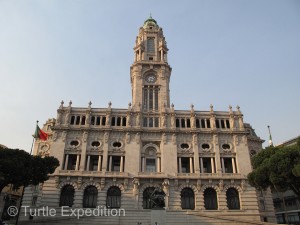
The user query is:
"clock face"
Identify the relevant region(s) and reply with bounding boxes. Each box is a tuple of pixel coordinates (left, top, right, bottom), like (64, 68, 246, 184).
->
(145, 74, 157, 83)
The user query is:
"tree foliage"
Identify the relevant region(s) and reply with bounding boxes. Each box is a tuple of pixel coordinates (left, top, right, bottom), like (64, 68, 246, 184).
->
(0, 147, 59, 193)
(247, 138, 300, 196)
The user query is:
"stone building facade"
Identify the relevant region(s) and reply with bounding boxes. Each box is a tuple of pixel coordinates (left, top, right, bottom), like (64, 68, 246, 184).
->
(21, 17, 276, 224)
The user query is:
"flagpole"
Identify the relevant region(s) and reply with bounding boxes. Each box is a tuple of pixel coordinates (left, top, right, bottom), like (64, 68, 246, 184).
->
(30, 120, 38, 155)
(15, 120, 38, 225)
(267, 125, 273, 147)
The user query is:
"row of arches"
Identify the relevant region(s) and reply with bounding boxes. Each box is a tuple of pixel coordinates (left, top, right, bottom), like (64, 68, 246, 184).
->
(59, 185, 240, 210)
(180, 187, 240, 210)
(60, 185, 121, 208)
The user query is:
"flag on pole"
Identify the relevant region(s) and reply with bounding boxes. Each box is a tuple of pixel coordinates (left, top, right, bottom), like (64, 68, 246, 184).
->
(33, 124, 48, 140)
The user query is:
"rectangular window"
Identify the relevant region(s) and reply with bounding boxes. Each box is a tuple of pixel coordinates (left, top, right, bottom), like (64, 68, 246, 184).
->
(155, 88, 159, 110)
(155, 118, 159, 127)
(101, 116, 106, 126)
(206, 119, 211, 128)
(88, 155, 99, 171)
(143, 118, 147, 127)
(202, 158, 212, 173)
(176, 119, 180, 128)
(216, 119, 220, 128)
(75, 116, 80, 125)
(186, 119, 191, 128)
(181, 119, 186, 128)
(117, 117, 121, 126)
(70, 116, 75, 125)
(181, 157, 190, 173)
(112, 156, 121, 172)
(149, 88, 153, 110)
(226, 119, 230, 128)
(147, 38, 155, 53)
(222, 158, 233, 173)
(143, 88, 148, 110)
(91, 116, 95, 125)
(221, 119, 225, 128)
(201, 119, 205, 128)
(122, 117, 126, 126)
(149, 118, 153, 127)
(146, 158, 156, 172)
(67, 154, 78, 170)
(196, 119, 200, 128)
(111, 117, 116, 126)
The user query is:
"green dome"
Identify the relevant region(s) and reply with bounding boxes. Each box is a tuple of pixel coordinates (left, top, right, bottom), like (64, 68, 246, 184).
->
(143, 15, 158, 26)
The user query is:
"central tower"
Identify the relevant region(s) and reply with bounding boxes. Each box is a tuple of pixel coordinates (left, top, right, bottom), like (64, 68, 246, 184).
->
(130, 16, 172, 117)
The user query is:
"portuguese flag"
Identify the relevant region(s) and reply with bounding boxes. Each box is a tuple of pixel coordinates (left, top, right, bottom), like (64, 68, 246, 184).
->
(33, 125, 48, 141)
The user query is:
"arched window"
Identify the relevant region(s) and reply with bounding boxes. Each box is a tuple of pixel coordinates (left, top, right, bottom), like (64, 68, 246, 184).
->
(181, 188, 195, 210)
(143, 187, 165, 209)
(204, 188, 218, 210)
(83, 186, 98, 208)
(106, 186, 121, 208)
(226, 188, 240, 210)
(59, 185, 75, 207)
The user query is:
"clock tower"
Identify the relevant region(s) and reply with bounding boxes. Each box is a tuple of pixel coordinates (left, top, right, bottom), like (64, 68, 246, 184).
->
(130, 16, 172, 118)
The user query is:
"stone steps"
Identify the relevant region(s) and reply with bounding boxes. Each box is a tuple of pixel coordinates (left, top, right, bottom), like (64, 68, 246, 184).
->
(19, 209, 280, 225)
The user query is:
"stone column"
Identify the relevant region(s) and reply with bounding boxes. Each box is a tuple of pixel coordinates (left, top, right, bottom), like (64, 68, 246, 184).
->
(157, 157, 161, 173)
(142, 157, 145, 172)
(97, 155, 102, 172)
(75, 154, 80, 171)
(232, 158, 236, 173)
(86, 155, 90, 171)
(120, 156, 124, 172)
(211, 158, 215, 173)
(221, 158, 225, 173)
(190, 157, 193, 173)
(200, 157, 204, 173)
(108, 156, 112, 172)
(178, 157, 182, 173)
(64, 154, 69, 170)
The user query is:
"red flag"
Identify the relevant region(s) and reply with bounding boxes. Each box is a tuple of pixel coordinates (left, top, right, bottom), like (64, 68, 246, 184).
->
(33, 125, 48, 140)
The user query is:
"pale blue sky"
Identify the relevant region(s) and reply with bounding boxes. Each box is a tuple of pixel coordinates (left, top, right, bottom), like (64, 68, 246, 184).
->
(0, 0, 299, 151)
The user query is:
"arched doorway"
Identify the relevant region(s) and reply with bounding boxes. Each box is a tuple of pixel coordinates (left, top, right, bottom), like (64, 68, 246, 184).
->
(143, 187, 165, 209)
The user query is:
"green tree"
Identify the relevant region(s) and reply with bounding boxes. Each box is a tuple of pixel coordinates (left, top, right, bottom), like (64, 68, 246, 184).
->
(247, 138, 300, 196)
(0, 147, 59, 193)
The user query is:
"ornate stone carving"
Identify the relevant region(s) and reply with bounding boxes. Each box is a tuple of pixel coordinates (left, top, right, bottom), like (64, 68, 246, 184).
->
(219, 180, 224, 191)
(77, 177, 82, 189)
(100, 178, 105, 190)
(132, 178, 140, 195)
